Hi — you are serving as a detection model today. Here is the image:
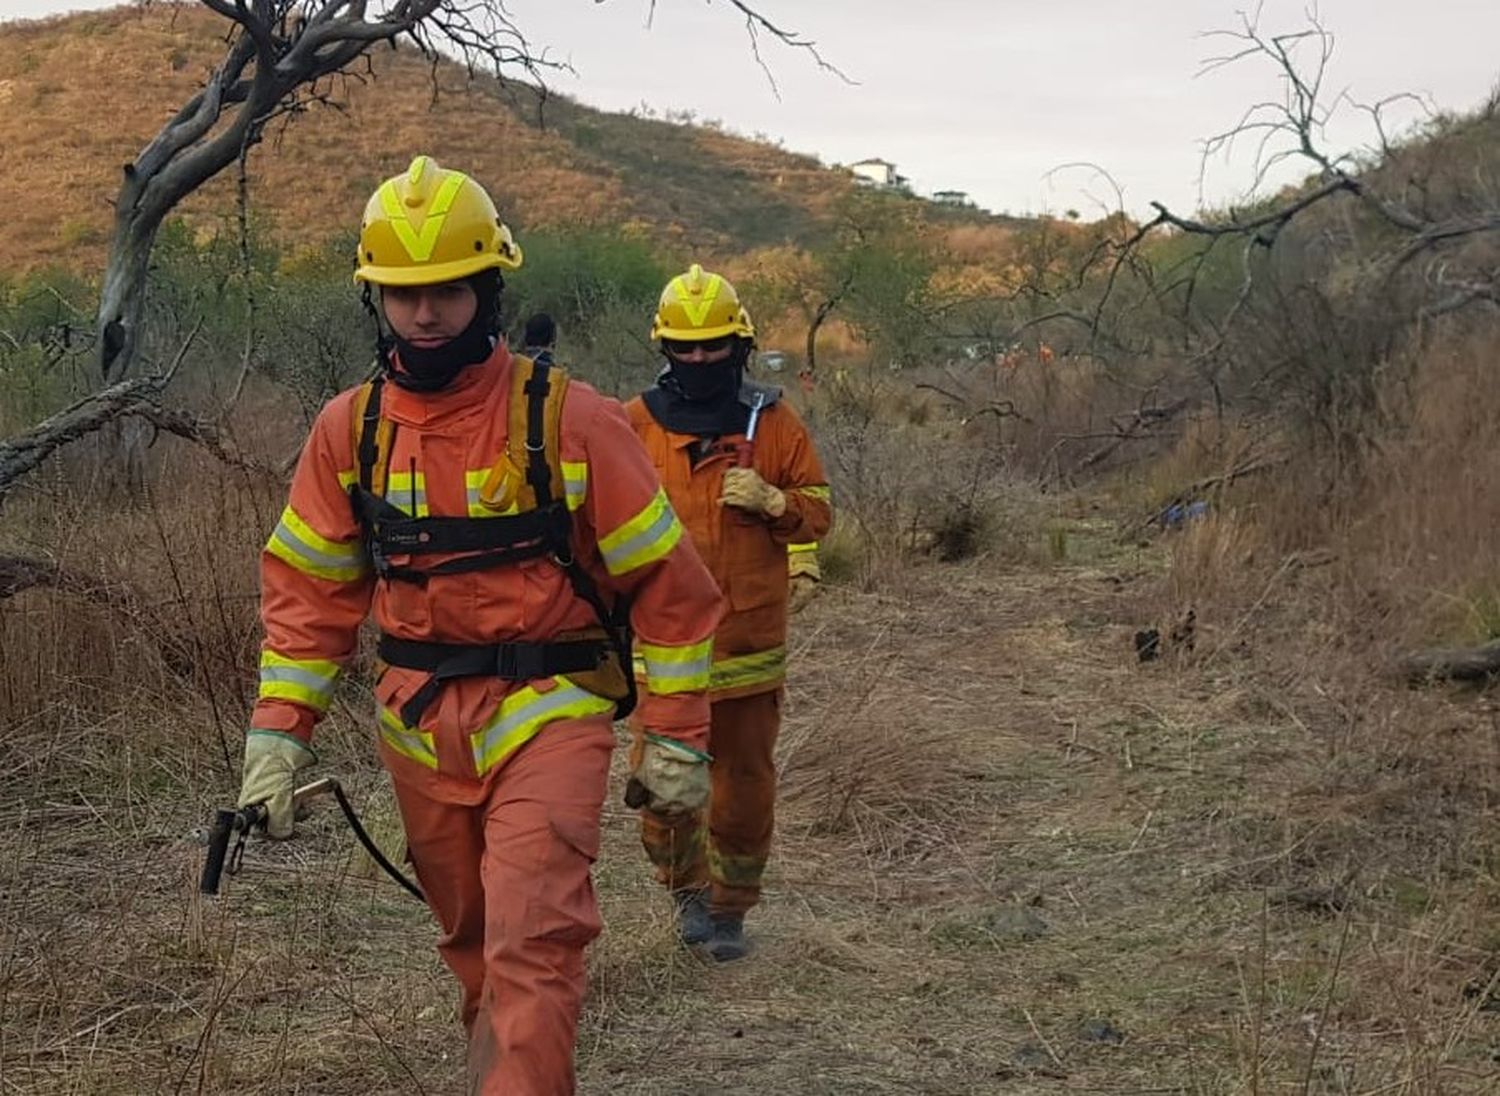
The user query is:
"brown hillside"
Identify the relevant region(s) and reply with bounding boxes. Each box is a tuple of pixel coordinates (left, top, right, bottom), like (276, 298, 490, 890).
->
(0, 3, 933, 273)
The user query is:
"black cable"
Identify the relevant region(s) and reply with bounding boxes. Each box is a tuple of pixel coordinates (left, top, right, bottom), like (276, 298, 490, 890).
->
(329, 781, 425, 902)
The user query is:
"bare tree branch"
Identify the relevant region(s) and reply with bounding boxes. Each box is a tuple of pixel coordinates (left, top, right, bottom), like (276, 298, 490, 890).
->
(628, 0, 849, 93)
(0, 376, 167, 506)
(1073, 6, 1500, 435)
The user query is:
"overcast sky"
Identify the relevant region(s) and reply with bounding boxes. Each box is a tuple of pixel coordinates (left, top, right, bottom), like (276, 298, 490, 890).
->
(5, 0, 1499, 217)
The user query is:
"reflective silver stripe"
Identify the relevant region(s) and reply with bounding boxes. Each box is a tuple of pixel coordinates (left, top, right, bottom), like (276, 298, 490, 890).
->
(259, 664, 335, 701)
(470, 682, 614, 772)
(379, 707, 438, 769)
(271, 521, 361, 573)
(600, 496, 680, 574)
(710, 646, 787, 691)
(644, 657, 710, 682)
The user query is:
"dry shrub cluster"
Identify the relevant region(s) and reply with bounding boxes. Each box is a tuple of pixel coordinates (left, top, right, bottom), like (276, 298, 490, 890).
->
(802, 364, 1063, 590)
(902, 350, 1173, 483)
(1157, 324, 1500, 653)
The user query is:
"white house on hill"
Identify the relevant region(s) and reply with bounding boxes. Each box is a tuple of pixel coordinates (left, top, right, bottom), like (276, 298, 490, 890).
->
(850, 158, 902, 188)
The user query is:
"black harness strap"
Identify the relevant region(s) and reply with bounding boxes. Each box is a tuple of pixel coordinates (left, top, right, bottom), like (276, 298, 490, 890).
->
(560, 556, 638, 718)
(523, 361, 553, 507)
(381, 634, 611, 727)
(352, 490, 569, 558)
(347, 358, 636, 730)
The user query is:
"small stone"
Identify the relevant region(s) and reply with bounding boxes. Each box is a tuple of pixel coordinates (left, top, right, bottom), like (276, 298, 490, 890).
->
(1010, 1042, 1053, 1070)
(1079, 1018, 1125, 1044)
(1008, 1042, 1066, 1077)
(981, 905, 1050, 941)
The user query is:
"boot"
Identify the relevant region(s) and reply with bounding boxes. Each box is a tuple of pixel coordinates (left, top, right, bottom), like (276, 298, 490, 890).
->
(673, 889, 713, 946)
(704, 913, 751, 963)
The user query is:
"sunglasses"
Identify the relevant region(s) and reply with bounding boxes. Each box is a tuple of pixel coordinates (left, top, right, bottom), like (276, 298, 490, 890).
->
(662, 336, 735, 356)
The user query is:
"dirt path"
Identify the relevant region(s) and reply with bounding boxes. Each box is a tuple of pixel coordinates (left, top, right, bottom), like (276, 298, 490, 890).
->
(2, 527, 1495, 1093)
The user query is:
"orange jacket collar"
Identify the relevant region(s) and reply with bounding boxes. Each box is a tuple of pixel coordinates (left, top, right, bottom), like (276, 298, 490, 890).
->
(384, 341, 512, 427)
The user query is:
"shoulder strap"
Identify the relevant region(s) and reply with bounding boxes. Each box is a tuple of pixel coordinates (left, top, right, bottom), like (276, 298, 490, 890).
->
(350, 376, 396, 497)
(505, 355, 569, 511)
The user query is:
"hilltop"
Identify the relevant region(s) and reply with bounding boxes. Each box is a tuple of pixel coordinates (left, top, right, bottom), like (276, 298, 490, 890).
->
(0, 3, 1006, 274)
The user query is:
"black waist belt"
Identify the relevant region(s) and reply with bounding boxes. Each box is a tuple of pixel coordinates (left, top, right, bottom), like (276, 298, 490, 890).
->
(379, 634, 609, 727)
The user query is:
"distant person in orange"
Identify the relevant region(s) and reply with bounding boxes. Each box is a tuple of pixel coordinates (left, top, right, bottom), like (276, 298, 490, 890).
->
(1038, 341, 1055, 366)
(624, 264, 832, 961)
(234, 156, 721, 1093)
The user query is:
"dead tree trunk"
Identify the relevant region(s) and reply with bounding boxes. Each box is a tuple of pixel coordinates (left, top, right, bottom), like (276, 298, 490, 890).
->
(804, 272, 853, 376)
(1398, 642, 1500, 684)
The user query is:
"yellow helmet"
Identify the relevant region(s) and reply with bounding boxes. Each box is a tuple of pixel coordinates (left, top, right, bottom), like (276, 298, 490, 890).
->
(355, 155, 522, 287)
(650, 263, 755, 341)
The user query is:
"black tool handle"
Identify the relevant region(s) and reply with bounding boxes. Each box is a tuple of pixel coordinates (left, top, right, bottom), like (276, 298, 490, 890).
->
(623, 776, 651, 811)
(199, 804, 266, 895)
(199, 808, 237, 896)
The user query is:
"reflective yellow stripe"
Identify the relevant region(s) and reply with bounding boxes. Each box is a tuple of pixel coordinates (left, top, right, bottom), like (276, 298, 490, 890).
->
(384, 470, 429, 517)
(707, 846, 765, 886)
(265, 505, 367, 583)
(465, 469, 520, 517)
(379, 706, 439, 770)
(462, 466, 582, 516)
(562, 461, 588, 512)
(598, 488, 683, 575)
(787, 541, 820, 554)
(470, 678, 615, 775)
(638, 638, 713, 695)
(378, 169, 466, 262)
(257, 650, 341, 711)
(791, 485, 831, 502)
(711, 646, 787, 692)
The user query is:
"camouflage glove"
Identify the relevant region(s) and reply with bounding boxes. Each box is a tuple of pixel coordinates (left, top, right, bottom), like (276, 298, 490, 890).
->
(720, 467, 786, 518)
(788, 573, 821, 614)
(631, 734, 711, 815)
(237, 731, 316, 839)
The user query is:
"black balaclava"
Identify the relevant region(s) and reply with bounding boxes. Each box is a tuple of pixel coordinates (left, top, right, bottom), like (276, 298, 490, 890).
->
(664, 348, 743, 404)
(369, 268, 503, 393)
(645, 338, 754, 437)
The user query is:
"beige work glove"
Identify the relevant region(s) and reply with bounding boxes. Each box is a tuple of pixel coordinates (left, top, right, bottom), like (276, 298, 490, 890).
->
(632, 734, 711, 815)
(720, 467, 786, 518)
(237, 730, 316, 839)
(788, 573, 821, 614)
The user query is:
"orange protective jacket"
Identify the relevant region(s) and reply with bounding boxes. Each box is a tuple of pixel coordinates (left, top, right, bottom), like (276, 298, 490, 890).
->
(251, 345, 723, 804)
(625, 392, 831, 700)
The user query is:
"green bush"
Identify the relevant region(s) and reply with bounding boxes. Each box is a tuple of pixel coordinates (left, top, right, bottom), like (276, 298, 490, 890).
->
(0, 267, 95, 432)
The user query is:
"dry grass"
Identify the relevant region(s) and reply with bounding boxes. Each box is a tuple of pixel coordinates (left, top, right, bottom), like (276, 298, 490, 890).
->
(2, 359, 1498, 1092)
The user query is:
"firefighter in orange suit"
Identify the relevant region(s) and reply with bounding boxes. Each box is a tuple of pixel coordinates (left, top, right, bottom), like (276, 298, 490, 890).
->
(625, 264, 832, 961)
(234, 157, 722, 1095)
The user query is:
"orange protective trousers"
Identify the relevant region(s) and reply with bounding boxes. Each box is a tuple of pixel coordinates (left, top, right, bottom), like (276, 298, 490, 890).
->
(638, 690, 781, 915)
(391, 716, 613, 1096)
